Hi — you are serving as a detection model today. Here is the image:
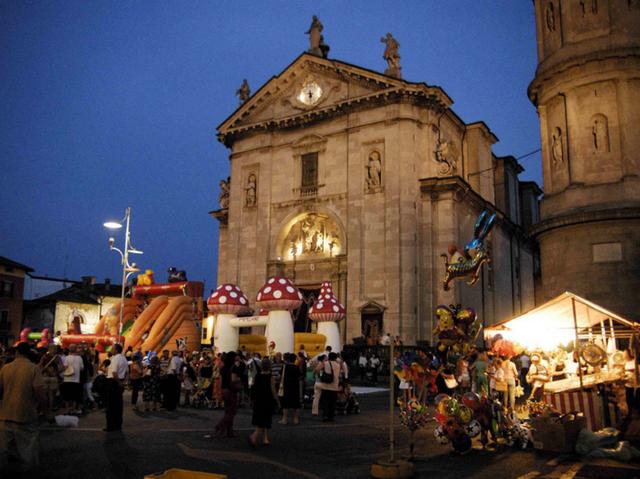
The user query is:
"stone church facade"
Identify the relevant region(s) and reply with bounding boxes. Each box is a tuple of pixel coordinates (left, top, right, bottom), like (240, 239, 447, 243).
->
(529, 0, 640, 321)
(212, 50, 540, 346)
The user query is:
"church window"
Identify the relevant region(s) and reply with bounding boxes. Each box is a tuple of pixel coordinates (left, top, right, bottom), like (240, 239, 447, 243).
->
(301, 152, 318, 188)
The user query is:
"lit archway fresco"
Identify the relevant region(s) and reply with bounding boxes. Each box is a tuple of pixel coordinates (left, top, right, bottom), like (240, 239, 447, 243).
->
(280, 213, 343, 260)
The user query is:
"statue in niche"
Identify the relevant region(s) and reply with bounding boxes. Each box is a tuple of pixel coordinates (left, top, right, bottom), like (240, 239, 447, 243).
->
(236, 79, 250, 104)
(580, 0, 598, 15)
(245, 173, 257, 207)
(551, 127, 564, 168)
(545, 2, 556, 32)
(306, 15, 330, 58)
(218, 176, 230, 209)
(366, 151, 382, 189)
(381, 33, 401, 78)
(434, 138, 458, 175)
(592, 115, 610, 153)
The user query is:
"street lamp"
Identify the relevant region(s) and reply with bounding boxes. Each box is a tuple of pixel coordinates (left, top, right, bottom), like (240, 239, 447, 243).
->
(103, 207, 143, 337)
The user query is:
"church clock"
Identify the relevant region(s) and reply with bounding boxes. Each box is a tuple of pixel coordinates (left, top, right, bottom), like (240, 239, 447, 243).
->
(297, 80, 323, 106)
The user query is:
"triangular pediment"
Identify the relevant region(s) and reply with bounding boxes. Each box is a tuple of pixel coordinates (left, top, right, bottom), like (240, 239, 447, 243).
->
(217, 53, 451, 146)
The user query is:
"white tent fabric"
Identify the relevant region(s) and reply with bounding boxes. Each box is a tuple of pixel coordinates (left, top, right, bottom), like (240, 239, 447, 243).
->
(484, 292, 636, 350)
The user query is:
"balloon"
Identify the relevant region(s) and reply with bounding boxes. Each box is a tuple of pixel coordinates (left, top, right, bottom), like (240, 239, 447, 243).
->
(434, 412, 448, 425)
(445, 420, 463, 441)
(457, 405, 473, 424)
(464, 420, 481, 438)
(434, 425, 449, 445)
(462, 391, 481, 410)
(437, 399, 450, 415)
(434, 394, 450, 407)
(445, 398, 460, 416)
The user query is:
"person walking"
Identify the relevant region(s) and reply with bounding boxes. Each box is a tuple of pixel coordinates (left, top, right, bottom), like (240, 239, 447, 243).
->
(215, 352, 241, 437)
(358, 353, 367, 382)
(278, 353, 301, 425)
(104, 344, 128, 432)
(165, 351, 182, 410)
(0, 342, 45, 472)
(502, 355, 519, 411)
(248, 358, 278, 447)
(129, 352, 144, 411)
(472, 351, 489, 396)
(311, 354, 325, 416)
(38, 344, 62, 423)
(318, 352, 341, 422)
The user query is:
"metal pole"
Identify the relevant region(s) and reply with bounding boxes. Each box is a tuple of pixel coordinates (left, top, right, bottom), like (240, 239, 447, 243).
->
(389, 340, 395, 462)
(119, 207, 131, 338)
(571, 298, 583, 389)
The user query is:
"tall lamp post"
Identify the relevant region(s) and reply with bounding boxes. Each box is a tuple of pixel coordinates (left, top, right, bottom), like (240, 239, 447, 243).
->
(103, 207, 143, 338)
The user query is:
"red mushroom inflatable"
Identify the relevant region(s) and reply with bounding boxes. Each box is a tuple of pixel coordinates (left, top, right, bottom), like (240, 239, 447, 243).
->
(256, 277, 302, 354)
(207, 283, 251, 353)
(308, 281, 345, 352)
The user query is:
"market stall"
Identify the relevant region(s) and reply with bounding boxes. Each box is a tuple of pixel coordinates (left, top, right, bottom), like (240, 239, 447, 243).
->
(485, 292, 639, 433)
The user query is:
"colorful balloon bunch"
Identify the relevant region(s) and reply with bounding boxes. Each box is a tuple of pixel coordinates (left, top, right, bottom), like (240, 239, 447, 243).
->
(433, 393, 482, 453)
(393, 351, 435, 395)
(397, 396, 430, 432)
(488, 333, 522, 357)
(434, 304, 481, 356)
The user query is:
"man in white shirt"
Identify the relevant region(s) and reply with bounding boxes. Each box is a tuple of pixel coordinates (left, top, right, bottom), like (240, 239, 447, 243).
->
(61, 344, 84, 414)
(165, 351, 183, 410)
(105, 343, 128, 432)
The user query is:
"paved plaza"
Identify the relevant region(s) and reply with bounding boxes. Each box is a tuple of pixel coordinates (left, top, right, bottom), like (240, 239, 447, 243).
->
(14, 390, 637, 479)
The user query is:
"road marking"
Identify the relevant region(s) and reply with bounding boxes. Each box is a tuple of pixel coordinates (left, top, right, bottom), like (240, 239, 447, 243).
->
(515, 472, 540, 479)
(558, 463, 581, 479)
(178, 443, 325, 479)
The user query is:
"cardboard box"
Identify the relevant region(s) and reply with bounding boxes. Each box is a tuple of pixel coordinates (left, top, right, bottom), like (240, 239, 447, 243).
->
(531, 415, 587, 453)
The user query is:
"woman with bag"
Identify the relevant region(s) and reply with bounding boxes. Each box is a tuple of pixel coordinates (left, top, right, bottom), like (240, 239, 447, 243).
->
(279, 353, 301, 425)
(318, 352, 340, 422)
(501, 356, 519, 411)
(248, 358, 278, 447)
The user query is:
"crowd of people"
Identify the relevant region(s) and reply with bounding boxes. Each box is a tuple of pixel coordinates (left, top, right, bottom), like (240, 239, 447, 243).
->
(0, 341, 357, 471)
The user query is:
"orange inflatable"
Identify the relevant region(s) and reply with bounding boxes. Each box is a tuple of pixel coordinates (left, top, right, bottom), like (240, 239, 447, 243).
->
(124, 296, 169, 350)
(140, 296, 191, 351)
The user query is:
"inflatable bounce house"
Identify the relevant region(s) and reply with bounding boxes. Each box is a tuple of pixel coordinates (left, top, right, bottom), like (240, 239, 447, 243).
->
(58, 269, 203, 353)
(207, 277, 345, 355)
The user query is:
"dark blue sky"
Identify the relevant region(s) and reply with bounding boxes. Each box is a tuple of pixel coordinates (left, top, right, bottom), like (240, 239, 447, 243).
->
(1, 1, 541, 294)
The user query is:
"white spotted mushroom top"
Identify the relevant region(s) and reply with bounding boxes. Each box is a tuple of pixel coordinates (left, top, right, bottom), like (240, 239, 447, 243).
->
(308, 281, 345, 322)
(256, 276, 303, 311)
(207, 283, 251, 315)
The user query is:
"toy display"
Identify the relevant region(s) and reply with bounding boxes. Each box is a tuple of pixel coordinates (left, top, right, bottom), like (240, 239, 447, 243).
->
(15, 328, 51, 348)
(434, 304, 481, 357)
(136, 269, 155, 286)
(441, 210, 496, 291)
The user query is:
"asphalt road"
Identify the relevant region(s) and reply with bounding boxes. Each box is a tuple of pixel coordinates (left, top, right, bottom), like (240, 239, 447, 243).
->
(11, 390, 640, 479)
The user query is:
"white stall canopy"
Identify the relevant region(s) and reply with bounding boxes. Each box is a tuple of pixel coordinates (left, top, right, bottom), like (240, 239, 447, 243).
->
(485, 292, 637, 351)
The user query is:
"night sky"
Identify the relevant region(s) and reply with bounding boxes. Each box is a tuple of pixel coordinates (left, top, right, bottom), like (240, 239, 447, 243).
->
(1, 1, 541, 296)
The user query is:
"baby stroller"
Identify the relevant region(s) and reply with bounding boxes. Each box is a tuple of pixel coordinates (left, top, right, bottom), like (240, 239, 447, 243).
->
(191, 378, 213, 409)
(336, 382, 360, 415)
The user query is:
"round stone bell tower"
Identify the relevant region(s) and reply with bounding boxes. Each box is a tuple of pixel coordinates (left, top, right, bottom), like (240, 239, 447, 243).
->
(528, 0, 640, 319)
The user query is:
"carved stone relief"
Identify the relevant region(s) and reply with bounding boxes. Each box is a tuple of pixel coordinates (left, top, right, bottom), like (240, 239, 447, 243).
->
(245, 173, 257, 207)
(218, 176, 230, 209)
(365, 150, 382, 191)
(591, 114, 610, 154)
(545, 2, 556, 32)
(282, 213, 342, 259)
(434, 138, 459, 176)
(551, 126, 564, 168)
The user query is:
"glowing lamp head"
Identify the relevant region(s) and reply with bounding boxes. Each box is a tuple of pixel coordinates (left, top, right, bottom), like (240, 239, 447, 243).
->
(103, 221, 123, 229)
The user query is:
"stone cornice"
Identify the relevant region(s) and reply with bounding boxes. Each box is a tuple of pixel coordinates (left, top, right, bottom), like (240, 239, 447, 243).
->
(529, 207, 640, 238)
(270, 192, 347, 210)
(218, 88, 447, 147)
(209, 208, 228, 226)
(528, 47, 640, 105)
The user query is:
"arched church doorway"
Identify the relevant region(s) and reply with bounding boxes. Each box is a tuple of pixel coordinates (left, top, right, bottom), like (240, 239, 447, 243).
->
(361, 303, 384, 346)
(292, 286, 321, 333)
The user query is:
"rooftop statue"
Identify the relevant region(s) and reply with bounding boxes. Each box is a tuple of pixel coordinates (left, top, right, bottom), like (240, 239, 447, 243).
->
(306, 15, 330, 58)
(381, 32, 401, 78)
(236, 79, 250, 104)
